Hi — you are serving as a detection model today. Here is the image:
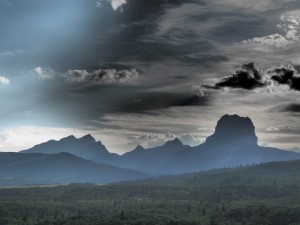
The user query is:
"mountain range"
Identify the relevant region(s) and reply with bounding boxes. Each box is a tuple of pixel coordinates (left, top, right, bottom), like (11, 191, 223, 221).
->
(0, 114, 299, 185)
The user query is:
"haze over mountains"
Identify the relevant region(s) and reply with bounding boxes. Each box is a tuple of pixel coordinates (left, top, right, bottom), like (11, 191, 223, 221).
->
(0, 152, 148, 186)
(0, 114, 299, 186)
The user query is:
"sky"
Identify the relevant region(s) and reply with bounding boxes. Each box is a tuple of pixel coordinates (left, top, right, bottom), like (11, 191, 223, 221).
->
(0, 0, 300, 153)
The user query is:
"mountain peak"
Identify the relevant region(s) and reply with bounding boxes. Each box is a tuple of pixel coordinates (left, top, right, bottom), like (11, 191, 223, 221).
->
(205, 114, 258, 146)
(164, 138, 183, 147)
(60, 135, 77, 142)
(134, 145, 145, 151)
(79, 134, 96, 143)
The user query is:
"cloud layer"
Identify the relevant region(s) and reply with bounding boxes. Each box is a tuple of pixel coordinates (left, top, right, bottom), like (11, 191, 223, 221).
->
(34, 67, 139, 84)
(1, 0, 300, 152)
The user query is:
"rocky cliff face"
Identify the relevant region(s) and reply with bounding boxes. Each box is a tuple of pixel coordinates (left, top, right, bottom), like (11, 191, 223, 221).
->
(205, 114, 258, 146)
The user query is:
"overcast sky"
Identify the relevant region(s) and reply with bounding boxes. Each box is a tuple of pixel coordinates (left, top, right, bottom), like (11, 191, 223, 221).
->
(0, 0, 300, 153)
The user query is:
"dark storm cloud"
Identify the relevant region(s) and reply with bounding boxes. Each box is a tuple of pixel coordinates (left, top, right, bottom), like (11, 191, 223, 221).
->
(33, 70, 210, 127)
(0, 0, 251, 76)
(204, 63, 300, 92)
(114, 2, 263, 65)
(283, 104, 300, 113)
(213, 62, 266, 90)
(112, 92, 210, 113)
(90, 0, 234, 68)
(180, 54, 229, 66)
(269, 65, 300, 91)
(17, 0, 219, 73)
(172, 76, 188, 80)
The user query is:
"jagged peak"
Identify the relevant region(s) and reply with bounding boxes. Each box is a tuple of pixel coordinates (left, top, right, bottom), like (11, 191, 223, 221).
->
(134, 145, 145, 151)
(60, 135, 77, 142)
(79, 134, 96, 142)
(164, 138, 183, 146)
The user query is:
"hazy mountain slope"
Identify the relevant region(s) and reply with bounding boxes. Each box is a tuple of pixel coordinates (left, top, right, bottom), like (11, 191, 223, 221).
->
(115, 159, 300, 188)
(0, 152, 148, 186)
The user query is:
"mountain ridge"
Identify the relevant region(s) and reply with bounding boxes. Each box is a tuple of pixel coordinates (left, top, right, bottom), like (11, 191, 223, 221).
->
(21, 134, 118, 164)
(20, 114, 300, 175)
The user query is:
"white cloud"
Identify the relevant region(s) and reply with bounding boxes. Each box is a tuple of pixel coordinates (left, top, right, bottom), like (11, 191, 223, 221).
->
(132, 134, 167, 149)
(280, 10, 300, 28)
(241, 34, 293, 50)
(127, 132, 206, 149)
(266, 127, 280, 131)
(286, 29, 299, 40)
(33, 66, 138, 84)
(279, 10, 300, 39)
(64, 68, 139, 84)
(32, 66, 139, 85)
(110, 0, 127, 11)
(179, 133, 205, 146)
(241, 10, 300, 51)
(0, 76, 10, 84)
(34, 67, 53, 79)
(96, 0, 127, 11)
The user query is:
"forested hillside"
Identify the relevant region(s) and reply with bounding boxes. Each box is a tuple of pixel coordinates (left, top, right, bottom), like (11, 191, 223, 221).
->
(1, 160, 300, 225)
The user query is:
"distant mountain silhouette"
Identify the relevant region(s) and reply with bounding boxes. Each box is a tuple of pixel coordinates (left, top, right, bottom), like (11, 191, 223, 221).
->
(183, 114, 300, 173)
(0, 152, 148, 186)
(205, 114, 257, 146)
(20, 114, 300, 176)
(114, 138, 191, 173)
(22, 134, 119, 164)
(111, 114, 300, 174)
